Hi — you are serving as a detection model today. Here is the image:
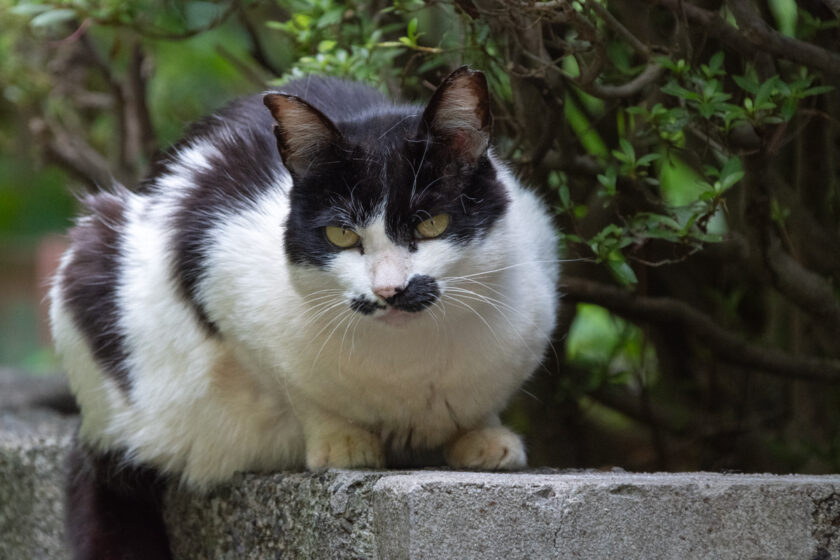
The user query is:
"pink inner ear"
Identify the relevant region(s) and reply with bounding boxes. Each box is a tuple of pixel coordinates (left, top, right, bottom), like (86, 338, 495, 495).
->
(449, 130, 475, 158)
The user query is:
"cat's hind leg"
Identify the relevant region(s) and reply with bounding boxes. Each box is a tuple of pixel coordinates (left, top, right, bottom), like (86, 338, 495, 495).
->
(65, 438, 172, 560)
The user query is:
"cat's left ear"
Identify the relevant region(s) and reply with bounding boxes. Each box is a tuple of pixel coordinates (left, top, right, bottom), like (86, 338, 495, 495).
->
(263, 93, 341, 177)
(421, 66, 492, 164)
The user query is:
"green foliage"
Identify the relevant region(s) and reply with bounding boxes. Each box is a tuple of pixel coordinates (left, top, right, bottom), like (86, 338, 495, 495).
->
(566, 303, 658, 391)
(2, 0, 839, 471)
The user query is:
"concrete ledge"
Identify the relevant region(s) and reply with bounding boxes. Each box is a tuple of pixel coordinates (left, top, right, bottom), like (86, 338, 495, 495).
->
(0, 410, 75, 560)
(2, 409, 839, 559)
(167, 469, 840, 560)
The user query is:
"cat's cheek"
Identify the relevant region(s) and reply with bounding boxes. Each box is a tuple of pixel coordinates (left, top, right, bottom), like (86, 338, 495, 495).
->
(326, 250, 371, 303)
(408, 238, 460, 281)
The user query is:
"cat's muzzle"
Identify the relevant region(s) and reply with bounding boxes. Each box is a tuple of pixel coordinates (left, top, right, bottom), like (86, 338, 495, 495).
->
(350, 274, 439, 318)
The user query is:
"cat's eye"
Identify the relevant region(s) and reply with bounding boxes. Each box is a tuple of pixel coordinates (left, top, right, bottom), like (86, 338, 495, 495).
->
(416, 214, 450, 239)
(324, 226, 360, 248)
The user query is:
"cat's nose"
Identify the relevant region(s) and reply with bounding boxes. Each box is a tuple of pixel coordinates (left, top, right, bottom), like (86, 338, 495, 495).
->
(373, 285, 401, 300)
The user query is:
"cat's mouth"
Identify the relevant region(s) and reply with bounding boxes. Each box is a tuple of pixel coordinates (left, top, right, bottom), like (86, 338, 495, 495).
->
(349, 275, 440, 323)
(349, 298, 422, 325)
(377, 306, 415, 326)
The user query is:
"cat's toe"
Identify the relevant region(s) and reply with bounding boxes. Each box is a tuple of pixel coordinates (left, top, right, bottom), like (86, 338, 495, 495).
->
(306, 430, 385, 470)
(444, 426, 527, 470)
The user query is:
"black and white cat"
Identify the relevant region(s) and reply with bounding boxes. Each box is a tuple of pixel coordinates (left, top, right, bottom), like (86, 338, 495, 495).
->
(50, 67, 559, 557)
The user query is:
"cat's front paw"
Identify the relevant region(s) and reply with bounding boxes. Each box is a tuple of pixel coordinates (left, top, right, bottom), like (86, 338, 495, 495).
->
(305, 429, 385, 470)
(444, 426, 527, 470)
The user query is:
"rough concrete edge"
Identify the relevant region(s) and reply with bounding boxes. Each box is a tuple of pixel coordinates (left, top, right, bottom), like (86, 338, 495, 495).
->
(3, 411, 840, 560)
(370, 470, 840, 560)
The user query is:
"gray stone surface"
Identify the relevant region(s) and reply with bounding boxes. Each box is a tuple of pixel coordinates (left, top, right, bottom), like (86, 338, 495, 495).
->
(2, 403, 839, 560)
(372, 471, 840, 560)
(0, 367, 75, 414)
(0, 409, 75, 560)
(165, 470, 393, 559)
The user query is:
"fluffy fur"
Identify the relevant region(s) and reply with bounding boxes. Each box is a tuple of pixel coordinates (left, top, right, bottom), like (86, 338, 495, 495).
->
(51, 68, 559, 495)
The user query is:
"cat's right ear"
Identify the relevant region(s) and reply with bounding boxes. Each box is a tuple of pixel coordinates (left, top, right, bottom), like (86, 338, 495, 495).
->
(263, 93, 341, 177)
(420, 66, 492, 165)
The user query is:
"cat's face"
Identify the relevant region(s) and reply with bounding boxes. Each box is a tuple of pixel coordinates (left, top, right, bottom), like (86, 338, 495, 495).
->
(265, 67, 509, 324)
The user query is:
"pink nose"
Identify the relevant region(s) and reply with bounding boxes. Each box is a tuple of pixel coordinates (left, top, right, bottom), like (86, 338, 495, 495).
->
(373, 285, 401, 299)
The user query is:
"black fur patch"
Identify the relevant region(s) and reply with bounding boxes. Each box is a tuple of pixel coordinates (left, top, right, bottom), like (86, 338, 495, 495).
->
(66, 439, 172, 560)
(388, 275, 440, 312)
(167, 99, 286, 336)
(62, 191, 133, 394)
(350, 297, 384, 315)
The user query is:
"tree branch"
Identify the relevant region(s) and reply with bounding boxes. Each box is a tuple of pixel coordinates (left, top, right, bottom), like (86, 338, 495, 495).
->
(584, 0, 650, 58)
(30, 118, 114, 188)
(560, 276, 840, 382)
(649, 0, 840, 78)
(237, 0, 283, 77)
(127, 42, 157, 160)
(763, 235, 840, 337)
(585, 62, 664, 99)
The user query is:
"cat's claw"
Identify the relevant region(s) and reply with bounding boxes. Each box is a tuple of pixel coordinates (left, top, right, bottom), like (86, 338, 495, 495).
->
(305, 430, 385, 470)
(444, 426, 527, 470)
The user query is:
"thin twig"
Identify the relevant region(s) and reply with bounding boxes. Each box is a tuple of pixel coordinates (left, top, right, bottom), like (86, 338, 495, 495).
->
(585, 0, 650, 58)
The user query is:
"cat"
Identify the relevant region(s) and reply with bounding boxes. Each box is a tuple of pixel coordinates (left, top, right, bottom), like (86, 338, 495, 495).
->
(50, 66, 559, 558)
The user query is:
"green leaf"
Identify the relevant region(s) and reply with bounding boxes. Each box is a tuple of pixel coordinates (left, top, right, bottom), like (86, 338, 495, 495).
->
(606, 255, 638, 287)
(30, 8, 77, 27)
(10, 3, 53, 15)
(636, 153, 661, 167)
(733, 74, 759, 95)
(718, 156, 744, 191)
(292, 13, 312, 30)
(708, 51, 724, 73)
(802, 85, 835, 97)
(316, 8, 344, 28)
(558, 184, 570, 208)
(755, 76, 779, 107)
(662, 81, 699, 101)
(407, 17, 418, 39)
(317, 40, 337, 53)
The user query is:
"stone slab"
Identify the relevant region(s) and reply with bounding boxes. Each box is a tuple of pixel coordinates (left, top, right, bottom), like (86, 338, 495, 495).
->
(1, 407, 839, 560)
(0, 410, 75, 560)
(371, 471, 840, 560)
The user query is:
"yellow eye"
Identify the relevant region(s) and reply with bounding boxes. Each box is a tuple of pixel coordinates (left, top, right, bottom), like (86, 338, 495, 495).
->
(324, 226, 360, 248)
(416, 214, 450, 239)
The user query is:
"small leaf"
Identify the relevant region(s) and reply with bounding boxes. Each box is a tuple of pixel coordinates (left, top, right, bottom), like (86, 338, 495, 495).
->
(618, 138, 634, 159)
(802, 85, 835, 97)
(636, 153, 661, 167)
(733, 74, 759, 95)
(558, 184, 571, 208)
(316, 8, 343, 28)
(708, 52, 724, 73)
(607, 255, 638, 287)
(10, 3, 52, 15)
(755, 76, 779, 107)
(317, 40, 337, 53)
(30, 8, 77, 27)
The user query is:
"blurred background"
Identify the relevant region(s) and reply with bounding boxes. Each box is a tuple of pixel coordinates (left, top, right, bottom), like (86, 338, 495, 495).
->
(1, 0, 838, 473)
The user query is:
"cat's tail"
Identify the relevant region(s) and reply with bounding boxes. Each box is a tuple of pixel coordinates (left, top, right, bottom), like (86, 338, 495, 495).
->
(65, 436, 173, 560)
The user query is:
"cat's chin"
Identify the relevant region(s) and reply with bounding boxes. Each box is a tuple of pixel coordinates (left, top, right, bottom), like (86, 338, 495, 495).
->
(376, 307, 418, 326)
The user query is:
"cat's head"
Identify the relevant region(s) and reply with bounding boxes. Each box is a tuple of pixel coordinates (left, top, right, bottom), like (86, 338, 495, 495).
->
(263, 67, 510, 325)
